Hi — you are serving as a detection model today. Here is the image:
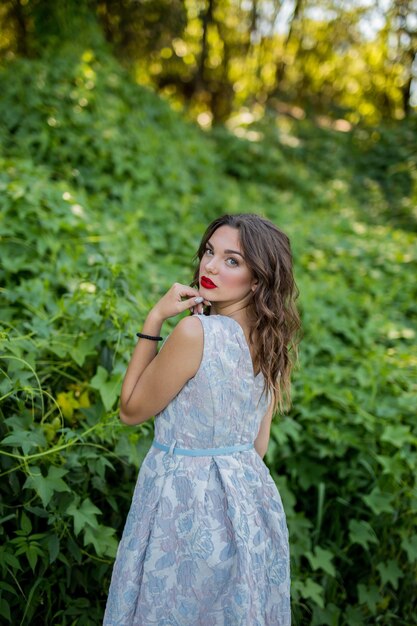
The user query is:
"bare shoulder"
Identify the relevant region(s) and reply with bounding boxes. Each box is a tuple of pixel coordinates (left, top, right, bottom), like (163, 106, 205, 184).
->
(172, 315, 204, 340)
(160, 315, 203, 357)
(158, 315, 203, 374)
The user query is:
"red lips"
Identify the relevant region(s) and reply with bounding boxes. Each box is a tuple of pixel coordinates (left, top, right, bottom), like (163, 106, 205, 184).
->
(200, 276, 217, 289)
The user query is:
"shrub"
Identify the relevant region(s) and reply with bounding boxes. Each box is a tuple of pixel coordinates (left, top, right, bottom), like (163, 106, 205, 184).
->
(1, 47, 416, 625)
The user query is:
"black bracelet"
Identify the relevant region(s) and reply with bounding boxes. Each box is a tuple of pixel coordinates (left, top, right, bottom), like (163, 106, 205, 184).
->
(136, 332, 163, 341)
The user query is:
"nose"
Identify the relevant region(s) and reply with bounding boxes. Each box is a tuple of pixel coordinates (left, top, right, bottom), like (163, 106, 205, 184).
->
(204, 256, 218, 274)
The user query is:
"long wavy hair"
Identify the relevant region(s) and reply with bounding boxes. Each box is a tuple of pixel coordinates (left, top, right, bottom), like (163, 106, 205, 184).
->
(191, 213, 302, 415)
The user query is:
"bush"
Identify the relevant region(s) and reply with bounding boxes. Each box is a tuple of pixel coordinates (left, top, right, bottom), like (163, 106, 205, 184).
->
(1, 47, 416, 624)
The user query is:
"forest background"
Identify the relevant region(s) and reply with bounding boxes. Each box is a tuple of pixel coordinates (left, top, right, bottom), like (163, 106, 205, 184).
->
(0, 0, 416, 624)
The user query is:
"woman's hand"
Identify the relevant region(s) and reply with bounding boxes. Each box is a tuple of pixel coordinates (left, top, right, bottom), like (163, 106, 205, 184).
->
(150, 282, 210, 322)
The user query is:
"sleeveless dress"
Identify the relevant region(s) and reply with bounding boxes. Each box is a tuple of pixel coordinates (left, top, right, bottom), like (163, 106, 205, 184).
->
(103, 314, 291, 626)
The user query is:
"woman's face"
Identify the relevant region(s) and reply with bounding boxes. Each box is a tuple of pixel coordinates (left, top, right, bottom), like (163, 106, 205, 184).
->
(198, 225, 257, 308)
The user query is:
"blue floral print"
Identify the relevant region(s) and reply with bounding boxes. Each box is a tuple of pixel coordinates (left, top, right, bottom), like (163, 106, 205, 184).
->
(103, 314, 290, 625)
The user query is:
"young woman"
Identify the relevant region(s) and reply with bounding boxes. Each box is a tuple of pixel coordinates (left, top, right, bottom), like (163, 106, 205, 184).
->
(103, 213, 301, 626)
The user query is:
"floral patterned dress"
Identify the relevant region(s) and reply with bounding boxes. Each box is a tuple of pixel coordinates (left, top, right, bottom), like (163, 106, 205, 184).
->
(103, 314, 290, 626)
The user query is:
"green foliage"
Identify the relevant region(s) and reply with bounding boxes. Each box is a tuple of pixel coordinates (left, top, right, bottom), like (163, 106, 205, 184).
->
(1, 0, 416, 123)
(1, 47, 416, 624)
(212, 111, 417, 231)
(0, 47, 228, 623)
(267, 208, 417, 625)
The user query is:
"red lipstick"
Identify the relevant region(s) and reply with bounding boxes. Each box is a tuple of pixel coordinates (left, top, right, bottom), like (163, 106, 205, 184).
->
(201, 276, 217, 289)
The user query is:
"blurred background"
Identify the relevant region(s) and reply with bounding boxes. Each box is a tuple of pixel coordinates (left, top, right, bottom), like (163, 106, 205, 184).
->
(0, 1, 416, 625)
(2, 0, 417, 125)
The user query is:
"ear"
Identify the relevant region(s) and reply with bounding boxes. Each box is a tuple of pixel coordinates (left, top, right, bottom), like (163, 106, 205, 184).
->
(251, 280, 258, 292)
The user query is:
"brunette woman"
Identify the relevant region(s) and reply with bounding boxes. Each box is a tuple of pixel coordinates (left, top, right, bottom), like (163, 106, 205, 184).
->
(104, 213, 301, 626)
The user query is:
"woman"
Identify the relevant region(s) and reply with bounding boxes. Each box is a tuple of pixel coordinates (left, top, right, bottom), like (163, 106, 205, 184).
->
(103, 213, 301, 625)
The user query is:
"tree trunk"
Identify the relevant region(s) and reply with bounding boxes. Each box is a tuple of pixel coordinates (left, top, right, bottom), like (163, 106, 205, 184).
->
(275, 0, 303, 87)
(9, 0, 29, 56)
(195, 0, 215, 90)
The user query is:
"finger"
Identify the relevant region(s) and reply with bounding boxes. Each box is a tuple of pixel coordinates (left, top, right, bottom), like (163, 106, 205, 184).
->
(180, 296, 204, 313)
(175, 283, 200, 301)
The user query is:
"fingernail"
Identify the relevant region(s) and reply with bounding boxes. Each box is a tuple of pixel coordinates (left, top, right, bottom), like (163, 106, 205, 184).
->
(194, 297, 204, 303)
(205, 301, 212, 306)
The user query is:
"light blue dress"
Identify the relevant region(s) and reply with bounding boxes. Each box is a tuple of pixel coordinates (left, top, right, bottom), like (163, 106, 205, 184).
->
(103, 314, 290, 626)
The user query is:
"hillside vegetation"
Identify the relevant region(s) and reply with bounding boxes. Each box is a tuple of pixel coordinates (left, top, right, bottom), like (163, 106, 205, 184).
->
(0, 47, 416, 625)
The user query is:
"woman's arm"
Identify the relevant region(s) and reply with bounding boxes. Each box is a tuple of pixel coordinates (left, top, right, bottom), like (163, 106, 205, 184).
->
(120, 316, 203, 425)
(119, 283, 207, 425)
(254, 401, 274, 459)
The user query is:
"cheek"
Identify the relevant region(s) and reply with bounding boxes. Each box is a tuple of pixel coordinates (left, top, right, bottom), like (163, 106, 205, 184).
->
(222, 269, 251, 289)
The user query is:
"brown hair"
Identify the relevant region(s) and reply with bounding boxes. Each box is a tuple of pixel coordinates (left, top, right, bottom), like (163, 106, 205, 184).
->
(191, 213, 302, 415)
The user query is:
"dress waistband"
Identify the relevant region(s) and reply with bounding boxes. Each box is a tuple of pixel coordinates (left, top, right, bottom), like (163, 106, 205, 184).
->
(152, 439, 254, 457)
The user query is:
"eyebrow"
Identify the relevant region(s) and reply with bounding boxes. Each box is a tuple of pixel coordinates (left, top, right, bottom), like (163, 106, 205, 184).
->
(206, 240, 244, 258)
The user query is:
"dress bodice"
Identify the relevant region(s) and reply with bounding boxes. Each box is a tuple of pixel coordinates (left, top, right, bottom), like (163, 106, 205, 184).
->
(153, 314, 270, 449)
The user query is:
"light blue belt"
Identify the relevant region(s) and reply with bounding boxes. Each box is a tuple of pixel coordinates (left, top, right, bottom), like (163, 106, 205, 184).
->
(152, 439, 254, 457)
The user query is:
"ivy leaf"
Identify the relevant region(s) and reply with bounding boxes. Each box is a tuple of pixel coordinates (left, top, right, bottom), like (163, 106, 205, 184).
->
(348, 519, 379, 551)
(362, 487, 394, 515)
(294, 578, 324, 608)
(90, 366, 121, 411)
(68, 335, 100, 367)
(344, 605, 366, 625)
(305, 546, 336, 577)
(23, 466, 70, 507)
(304, 578, 325, 608)
(311, 602, 341, 626)
(83, 524, 118, 558)
(67, 497, 102, 536)
(401, 535, 417, 564)
(375, 453, 405, 479)
(381, 424, 411, 448)
(377, 559, 403, 589)
(358, 583, 379, 615)
(2, 429, 46, 456)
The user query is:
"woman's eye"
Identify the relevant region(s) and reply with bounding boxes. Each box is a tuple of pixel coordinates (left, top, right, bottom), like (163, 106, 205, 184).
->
(203, 248, 237, 266)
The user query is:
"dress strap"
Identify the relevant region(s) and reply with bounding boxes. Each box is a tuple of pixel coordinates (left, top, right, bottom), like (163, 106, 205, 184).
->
(152, 439, 254, 457)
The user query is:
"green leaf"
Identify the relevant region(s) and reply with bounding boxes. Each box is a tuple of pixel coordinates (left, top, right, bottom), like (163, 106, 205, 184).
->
(348, 519, 378, 551)
(377, 559, 403, 589)
(305, 546, 336, 577)
(46, 534, 60, 564)
(271, 417, 301, 445)
(0, 598, 11, 622)
(401, 535, 417, 564)
(358, 583, 380, 615)
(311, 602, 341, 626)
(67, 497, 102, 536)
(1, 429, 46, 455)
(23, 466, 70, 507)
(344, 605, 365, 624)
(295, 578, 325, 608)
(83, 524, 118, 558)
(362, 487, 394, 515)
(90, 365, 121, 411)
(375, 453, 405, 479)
(26, 543, 44, 572)
(21, 511, 32, 535)
(0, 581, 18, 596)
(381, 424, 411, 448)
(68, 334, 100, 367)
(0, 545, 21, 574)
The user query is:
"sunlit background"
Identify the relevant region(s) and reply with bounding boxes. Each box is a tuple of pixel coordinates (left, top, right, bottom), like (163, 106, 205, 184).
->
(0, 1, 416, 625)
